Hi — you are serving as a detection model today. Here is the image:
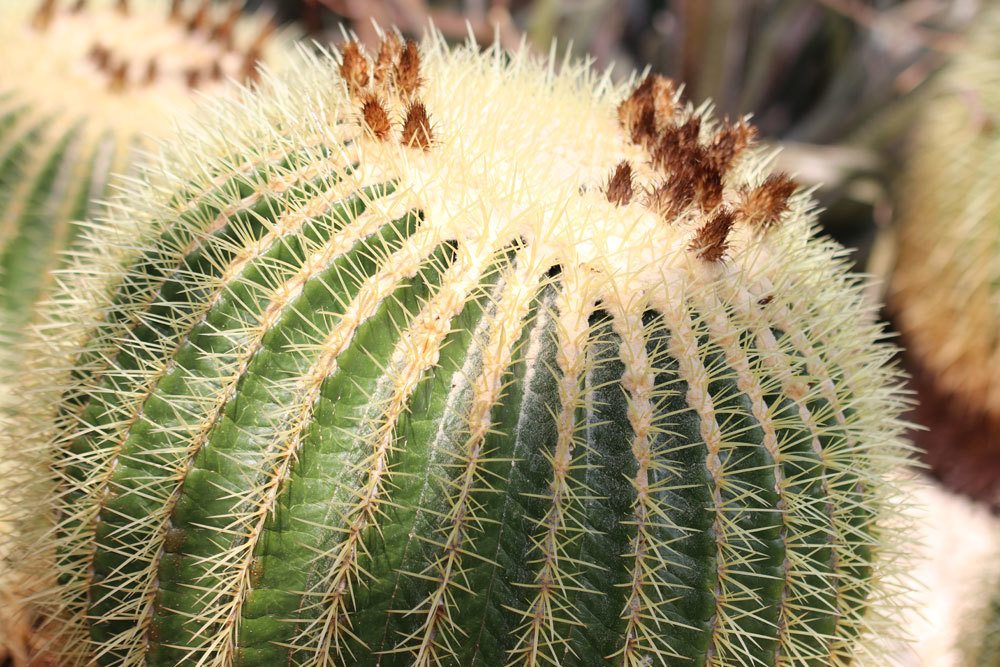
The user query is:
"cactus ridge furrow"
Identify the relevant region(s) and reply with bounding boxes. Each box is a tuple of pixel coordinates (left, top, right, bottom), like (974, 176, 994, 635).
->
(100, 209, 422, 664)
(1, 123, 85, 321)
(391, 254, 547, 665)
(217, 237, 464, 664)
(0, 120, 48, 233)
(2, 33, 914, 667)
(608, 301, 672, 664)
(149, 227, 471, 665)
(508, 272, 598, 666)
(444, 287, 559, 665)
(696, 291, 792, 664)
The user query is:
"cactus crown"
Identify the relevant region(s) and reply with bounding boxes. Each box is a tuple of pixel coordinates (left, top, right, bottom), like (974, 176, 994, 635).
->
(5, 31, 911, 667)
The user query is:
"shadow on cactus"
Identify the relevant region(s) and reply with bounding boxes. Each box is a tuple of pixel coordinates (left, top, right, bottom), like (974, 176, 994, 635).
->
(3, 29, 912, 666)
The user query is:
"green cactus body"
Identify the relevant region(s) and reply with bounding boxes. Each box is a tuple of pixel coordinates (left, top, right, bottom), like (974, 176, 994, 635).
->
(7, 33, 910, 667)
(0, 0, 289, 340)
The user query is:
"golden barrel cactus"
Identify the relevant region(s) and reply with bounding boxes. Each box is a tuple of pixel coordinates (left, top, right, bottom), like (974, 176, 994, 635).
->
(2, 32, 911, 666)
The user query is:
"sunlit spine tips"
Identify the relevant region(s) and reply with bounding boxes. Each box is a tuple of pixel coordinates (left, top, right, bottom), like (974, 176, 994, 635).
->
(362, 95, 392, 141)
(606, 161, 634, 206)
(401, 100, 433, 150)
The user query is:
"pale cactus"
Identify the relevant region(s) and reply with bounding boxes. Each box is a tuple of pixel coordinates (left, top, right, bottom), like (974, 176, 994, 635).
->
(890, 6, 1000, 503)
(3, 31, 911, 667)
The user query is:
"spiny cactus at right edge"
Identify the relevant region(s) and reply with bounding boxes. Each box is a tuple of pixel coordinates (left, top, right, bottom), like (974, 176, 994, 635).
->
(3, 31, 912, 666)
(890, 5, 1000, 506)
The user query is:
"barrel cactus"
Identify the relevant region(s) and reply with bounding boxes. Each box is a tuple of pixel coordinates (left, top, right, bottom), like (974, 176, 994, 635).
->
(0, 0, 289, 340)
(890, 6, 1000, 505)
(4, 31, 911, 666)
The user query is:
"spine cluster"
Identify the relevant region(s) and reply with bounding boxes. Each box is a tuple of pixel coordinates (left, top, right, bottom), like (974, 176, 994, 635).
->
(2, 31, 910, 667)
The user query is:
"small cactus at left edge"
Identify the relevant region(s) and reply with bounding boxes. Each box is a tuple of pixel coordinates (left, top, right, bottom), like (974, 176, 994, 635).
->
(0, 0, 290, 340)
(4, 33, 911, 666)
(0, 1, 291, 662)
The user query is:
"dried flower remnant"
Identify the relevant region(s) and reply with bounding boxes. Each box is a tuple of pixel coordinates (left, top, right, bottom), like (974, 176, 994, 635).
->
(340, 41, 370, 100)
(737, 173, 797, 230)
(374, 32, 402, 93)
(706, 120, 757, 173)
(210, 5, 242, 49)
(691, 208, 736, 262)
(605, 161, 634, 206)
(395, 40, 422, 99)
(186, 0, 210, 32)
(401, 101, 433, 149)
(362, 96, 392, 141)
(644, 178, 693, 222)
(651, 117, 702, 172)
(108, 62, 128, 93)
(618, 74, 677, 148)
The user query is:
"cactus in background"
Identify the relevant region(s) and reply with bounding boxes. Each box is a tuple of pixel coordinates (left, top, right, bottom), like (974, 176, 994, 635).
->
(0, 0, 289, 341)
(890, 6, 1000, 506)
(0, 1, 292, 662)
(4, 32, 911, 666)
